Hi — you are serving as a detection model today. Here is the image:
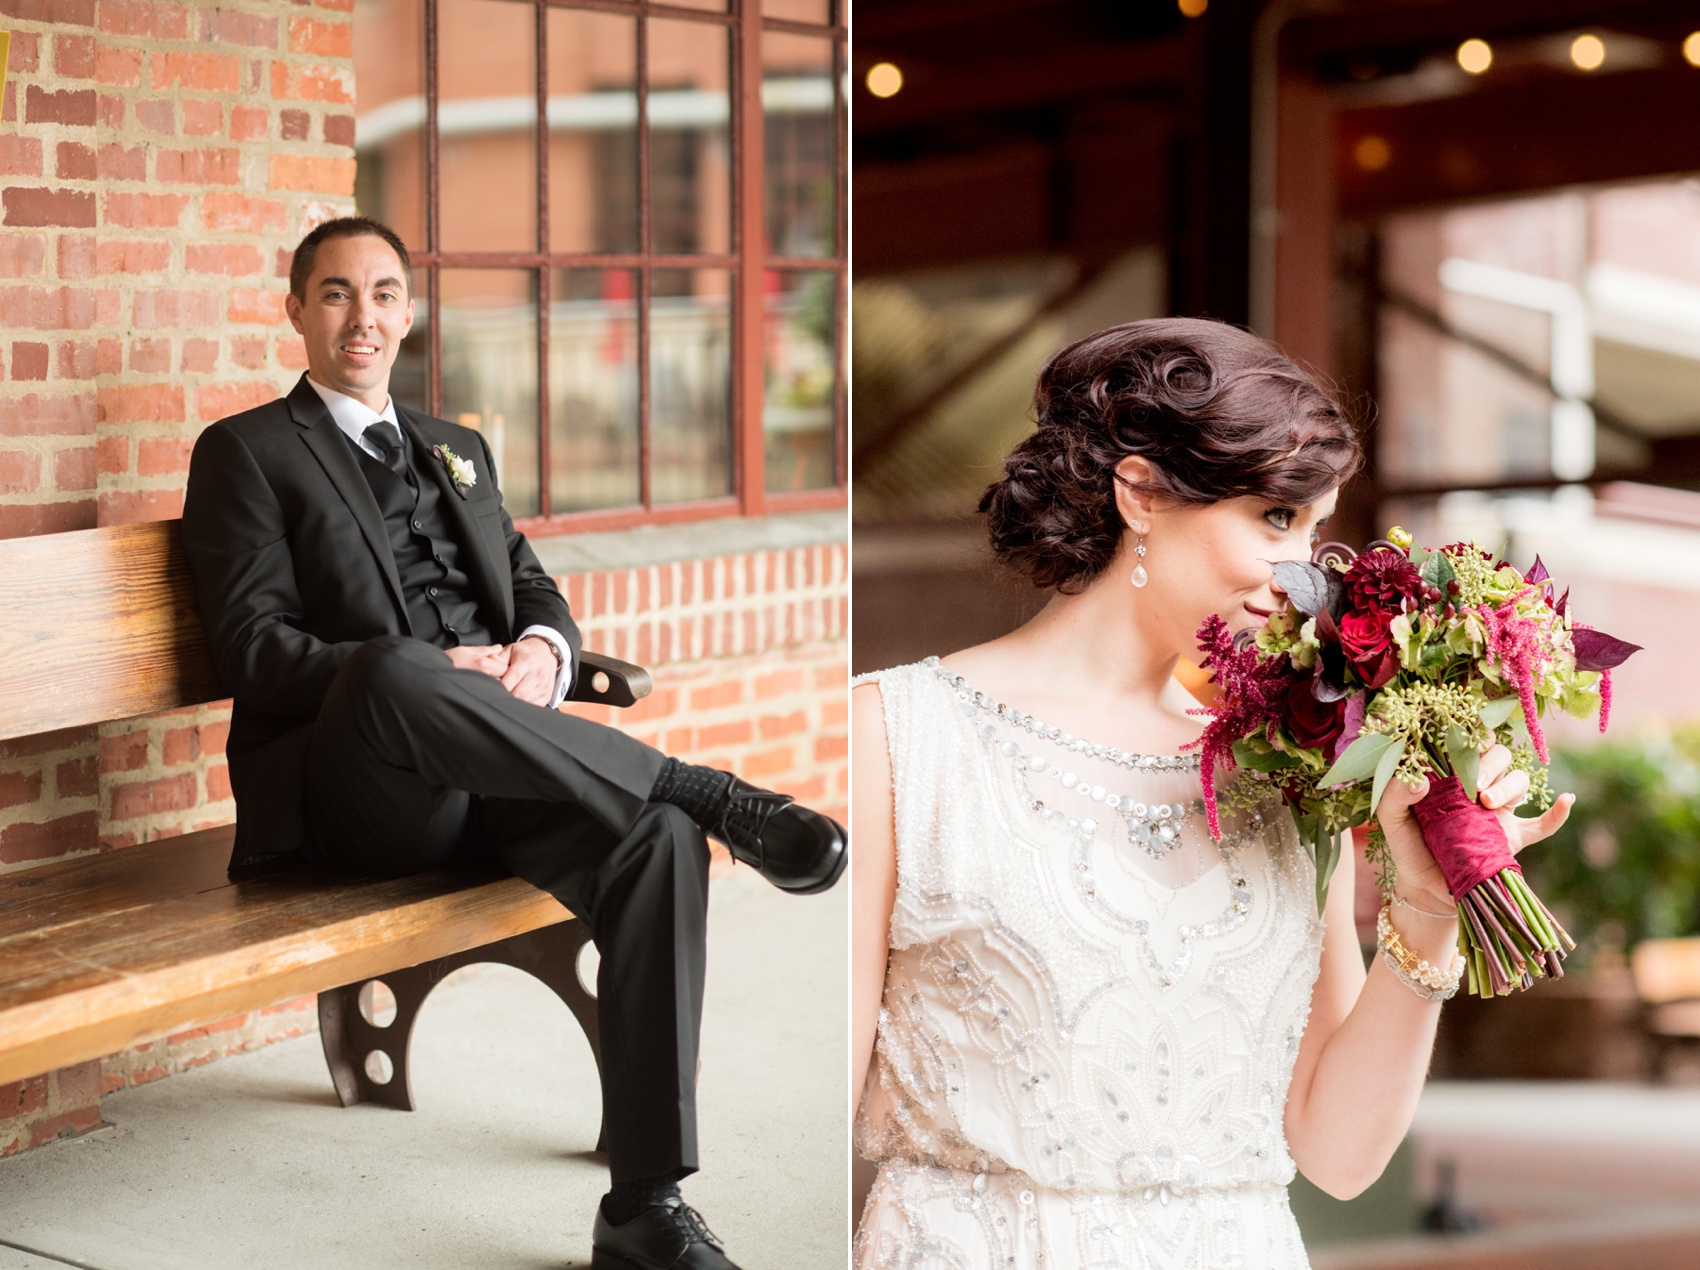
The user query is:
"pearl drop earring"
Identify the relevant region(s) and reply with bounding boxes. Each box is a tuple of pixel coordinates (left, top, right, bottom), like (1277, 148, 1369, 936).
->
(1131, 536, 1148, 588)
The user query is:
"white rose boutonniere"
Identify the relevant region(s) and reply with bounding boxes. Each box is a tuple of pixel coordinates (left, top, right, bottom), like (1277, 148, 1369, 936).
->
(431, 443, 477, 498)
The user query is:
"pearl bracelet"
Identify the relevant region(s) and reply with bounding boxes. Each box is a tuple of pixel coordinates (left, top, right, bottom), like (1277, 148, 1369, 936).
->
(1376, 904, 1465, 1001)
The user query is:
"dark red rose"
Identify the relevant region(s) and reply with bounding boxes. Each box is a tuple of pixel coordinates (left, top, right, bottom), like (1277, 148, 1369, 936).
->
(1344, 548, 1423, 615)
(1285, 678, 1347, 753)
(1340, 609, 1400, 688)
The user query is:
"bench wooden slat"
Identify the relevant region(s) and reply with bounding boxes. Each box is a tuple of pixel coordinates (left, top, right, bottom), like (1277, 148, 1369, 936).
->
(0, 518, 651, 742)
(0, 521, 222, 742)
(0, 825, 235, 940)
(0, 830, 570, 1087)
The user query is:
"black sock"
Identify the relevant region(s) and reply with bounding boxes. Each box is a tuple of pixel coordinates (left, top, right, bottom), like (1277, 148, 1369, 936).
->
(602, 1173, 682, 1225)
(649, 757, 733, 828)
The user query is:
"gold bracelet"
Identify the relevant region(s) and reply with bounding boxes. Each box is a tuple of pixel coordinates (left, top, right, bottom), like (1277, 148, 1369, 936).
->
(1376, 904, 1465, 1001)
(1392, 891, 1456, 922)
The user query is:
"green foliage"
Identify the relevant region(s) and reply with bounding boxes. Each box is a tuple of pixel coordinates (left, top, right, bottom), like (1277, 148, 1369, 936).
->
(1520, 728, 1700, 965)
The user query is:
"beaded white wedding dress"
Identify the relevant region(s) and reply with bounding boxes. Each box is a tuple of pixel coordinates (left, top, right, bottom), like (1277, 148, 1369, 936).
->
(854, 658, 1326, 1270)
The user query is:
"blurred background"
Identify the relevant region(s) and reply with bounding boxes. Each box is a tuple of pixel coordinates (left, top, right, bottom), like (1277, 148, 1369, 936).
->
(853, 1, 1700, 1265)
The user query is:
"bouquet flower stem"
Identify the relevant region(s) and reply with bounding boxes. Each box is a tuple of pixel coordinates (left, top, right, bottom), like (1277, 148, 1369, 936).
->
(1409, 775, 1575, 997)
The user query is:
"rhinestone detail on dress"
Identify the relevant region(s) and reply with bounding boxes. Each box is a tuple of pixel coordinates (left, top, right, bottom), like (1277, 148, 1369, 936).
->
(929, 658, 1200, 776)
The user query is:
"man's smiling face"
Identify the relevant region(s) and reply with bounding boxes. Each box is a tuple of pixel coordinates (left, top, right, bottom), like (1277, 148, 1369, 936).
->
(285, 231, 414, 412)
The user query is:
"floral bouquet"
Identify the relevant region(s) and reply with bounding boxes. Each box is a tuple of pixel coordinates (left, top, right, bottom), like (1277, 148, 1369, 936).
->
(1190, 529, 1640, 997)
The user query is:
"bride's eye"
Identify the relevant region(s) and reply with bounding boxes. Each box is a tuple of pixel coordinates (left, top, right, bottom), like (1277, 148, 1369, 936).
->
(1265, 508, 1295, 532)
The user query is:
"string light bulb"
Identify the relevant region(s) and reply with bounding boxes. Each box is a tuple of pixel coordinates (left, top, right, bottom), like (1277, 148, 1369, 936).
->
(866, 62, 903, 98)
(1456, 38, 1492, 75)
(1570, 34, 1605, 71)
(1178, 0, 1207, 16)
(1683, 32, 1700, 67)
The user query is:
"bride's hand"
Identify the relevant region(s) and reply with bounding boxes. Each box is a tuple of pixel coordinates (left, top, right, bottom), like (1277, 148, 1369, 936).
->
(1374, 743, 1575, 911)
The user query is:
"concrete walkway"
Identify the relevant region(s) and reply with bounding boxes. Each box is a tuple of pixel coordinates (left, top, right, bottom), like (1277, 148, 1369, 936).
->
(0, 868, 848, 1270)
(1312, 1080, 1700, 1270)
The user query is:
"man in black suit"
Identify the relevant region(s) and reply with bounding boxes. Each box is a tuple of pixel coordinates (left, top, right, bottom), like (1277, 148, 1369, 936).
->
(181, 216, 846, 1270)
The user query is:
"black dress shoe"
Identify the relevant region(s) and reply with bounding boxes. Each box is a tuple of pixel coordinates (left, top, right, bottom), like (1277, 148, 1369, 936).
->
(709, 776, 847, 895)
(591, 1197, 742, 1270)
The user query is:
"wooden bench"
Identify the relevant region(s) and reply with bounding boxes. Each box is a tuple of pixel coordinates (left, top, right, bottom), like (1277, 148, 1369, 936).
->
(0, 520, 650, 1138)
(1630, 937, 1700, 1081)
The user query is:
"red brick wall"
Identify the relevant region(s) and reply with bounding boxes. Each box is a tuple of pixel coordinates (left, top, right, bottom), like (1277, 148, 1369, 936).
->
(0, 0, 848, 1158)
(0, 0, 356, 1155)
(559, 543, 851, 819)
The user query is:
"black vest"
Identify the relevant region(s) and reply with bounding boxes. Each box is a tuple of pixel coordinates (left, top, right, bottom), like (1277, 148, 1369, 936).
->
(347, 430, 494, 648)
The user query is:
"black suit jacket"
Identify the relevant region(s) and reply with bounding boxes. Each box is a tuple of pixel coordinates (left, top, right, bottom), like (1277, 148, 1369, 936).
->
(181, 374, 582, 871)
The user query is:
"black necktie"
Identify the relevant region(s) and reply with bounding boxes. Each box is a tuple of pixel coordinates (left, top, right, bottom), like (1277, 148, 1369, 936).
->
(363, 420, 407, 476)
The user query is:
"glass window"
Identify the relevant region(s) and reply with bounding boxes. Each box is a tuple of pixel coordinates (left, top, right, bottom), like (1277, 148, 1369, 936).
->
(437, 0, 538, 254)
(651, 267, 733, 503)
(441, 269, 540, 516)
(548, 8, 638, 255)
(763, 32, 834, 259)
(353, 0, 845, 529)
(764, 0, 832, 22)
(765, 269, 836, 491)
(351, 0, 426, 251)
(649, 20, 731, 257)
(549, 268, 639, 512)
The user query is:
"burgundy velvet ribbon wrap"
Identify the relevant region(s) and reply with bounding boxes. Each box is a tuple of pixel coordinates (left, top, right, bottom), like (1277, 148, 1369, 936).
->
(1409, 773, 1516, 902)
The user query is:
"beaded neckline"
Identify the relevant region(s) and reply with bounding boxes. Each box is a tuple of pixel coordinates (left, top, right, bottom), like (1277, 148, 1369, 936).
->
(927, 656, 1201, 773)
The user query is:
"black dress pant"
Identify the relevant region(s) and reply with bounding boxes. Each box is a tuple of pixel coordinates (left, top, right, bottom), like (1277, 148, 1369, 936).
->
(301, 636, 706, 1184)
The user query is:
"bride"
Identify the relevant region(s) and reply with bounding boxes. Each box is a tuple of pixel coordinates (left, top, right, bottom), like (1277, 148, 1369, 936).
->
(850, 318, 1573, 1268)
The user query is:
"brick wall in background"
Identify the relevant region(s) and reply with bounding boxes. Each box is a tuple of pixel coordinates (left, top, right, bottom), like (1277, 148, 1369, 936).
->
(560, 540, 852, 822)
(0, 0, 355, 1157)
(0, 0, 360, 854)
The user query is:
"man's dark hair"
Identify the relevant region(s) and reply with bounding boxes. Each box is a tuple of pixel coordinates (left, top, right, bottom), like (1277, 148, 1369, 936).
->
(289, 216, 413, 300)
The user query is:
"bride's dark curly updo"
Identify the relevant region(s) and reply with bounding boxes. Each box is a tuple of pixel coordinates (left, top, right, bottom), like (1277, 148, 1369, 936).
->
(980, 318, 1362, 592)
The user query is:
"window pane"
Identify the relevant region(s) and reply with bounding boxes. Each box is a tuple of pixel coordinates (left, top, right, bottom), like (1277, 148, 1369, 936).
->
(651, 267, 731, 503)
(547, 8, 637, 254)
(352, 0, 427, 253)
(391, 270, 432, 417)
(764, 0, 832, 24)
(438, 0, 537, 253)
(660, 0, 727, 13)
(762, 32, 833, 258)
(550, 269, 639, 511)
(441, 269, 540, 516)
(765, 270, 835, 491)
(649, 19, 730, 257)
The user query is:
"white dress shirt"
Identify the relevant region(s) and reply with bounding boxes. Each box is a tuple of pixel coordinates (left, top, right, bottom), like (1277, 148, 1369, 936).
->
(304, 376, 574, 708)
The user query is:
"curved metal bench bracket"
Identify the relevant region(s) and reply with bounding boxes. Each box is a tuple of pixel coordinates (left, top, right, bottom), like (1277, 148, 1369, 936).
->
(317, 919, 605, 1152)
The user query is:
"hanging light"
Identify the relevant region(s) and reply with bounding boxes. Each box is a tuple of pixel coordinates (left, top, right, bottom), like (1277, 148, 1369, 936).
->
(1683, 32, 1700, 67)
(1456, 38, 1492, 75)
(866, 62, 903, 98)
(1570, 34, 1606, 71)
(1178, 0, 1207, 17)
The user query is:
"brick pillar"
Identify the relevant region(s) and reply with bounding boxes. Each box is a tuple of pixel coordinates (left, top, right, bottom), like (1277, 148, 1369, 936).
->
(0, 0, 354, 1156)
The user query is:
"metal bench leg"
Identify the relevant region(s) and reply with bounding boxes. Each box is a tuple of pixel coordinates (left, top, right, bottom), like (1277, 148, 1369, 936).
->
(317, 918, 606, 1151)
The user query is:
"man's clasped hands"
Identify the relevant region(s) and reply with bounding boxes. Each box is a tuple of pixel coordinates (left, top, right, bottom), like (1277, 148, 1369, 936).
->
(444, 637, 559, 707)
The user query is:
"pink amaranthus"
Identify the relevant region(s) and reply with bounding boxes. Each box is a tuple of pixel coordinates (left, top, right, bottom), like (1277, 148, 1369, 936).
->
(1188, 613, 1300, 839)
(1478, 590, 1551, 763)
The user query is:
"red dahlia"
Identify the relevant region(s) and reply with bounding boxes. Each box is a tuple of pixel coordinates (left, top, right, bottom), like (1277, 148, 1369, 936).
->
(1344, 547, 1423, 614)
